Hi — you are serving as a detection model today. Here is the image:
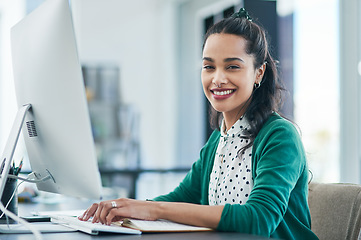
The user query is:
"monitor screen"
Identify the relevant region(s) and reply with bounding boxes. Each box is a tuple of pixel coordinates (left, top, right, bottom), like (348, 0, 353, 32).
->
(9, 0, 102, 200)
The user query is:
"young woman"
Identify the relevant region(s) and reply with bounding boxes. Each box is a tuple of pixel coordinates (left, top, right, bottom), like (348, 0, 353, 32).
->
(79, 8, 319, 239)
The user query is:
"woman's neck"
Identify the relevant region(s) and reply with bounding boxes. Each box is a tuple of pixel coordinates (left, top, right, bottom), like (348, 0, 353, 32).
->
(223, 111, 244, 132)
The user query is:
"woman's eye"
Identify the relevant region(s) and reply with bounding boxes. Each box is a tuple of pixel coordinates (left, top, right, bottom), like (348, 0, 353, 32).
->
(203, 65, 214, 70)
(227, 65, 240, 70)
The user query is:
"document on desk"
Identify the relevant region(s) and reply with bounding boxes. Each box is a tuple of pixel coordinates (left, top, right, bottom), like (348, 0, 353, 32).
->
(119, 218, 213, 232)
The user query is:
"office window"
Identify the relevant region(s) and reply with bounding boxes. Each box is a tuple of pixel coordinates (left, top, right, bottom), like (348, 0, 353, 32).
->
(292, 0, 339, 182)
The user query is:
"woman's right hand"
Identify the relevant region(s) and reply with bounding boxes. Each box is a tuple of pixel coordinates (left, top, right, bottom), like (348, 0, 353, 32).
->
(78, 198, 159, 225)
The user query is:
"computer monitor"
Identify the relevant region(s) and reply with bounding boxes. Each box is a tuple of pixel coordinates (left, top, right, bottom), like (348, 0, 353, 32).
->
(0, 0, 102, 201)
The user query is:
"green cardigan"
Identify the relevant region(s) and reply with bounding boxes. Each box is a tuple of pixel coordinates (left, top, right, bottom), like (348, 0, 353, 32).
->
(153, 113, 319, 239)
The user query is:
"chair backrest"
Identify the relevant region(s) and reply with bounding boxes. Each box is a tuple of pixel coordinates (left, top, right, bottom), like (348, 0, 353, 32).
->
(308, 182, 361, 240)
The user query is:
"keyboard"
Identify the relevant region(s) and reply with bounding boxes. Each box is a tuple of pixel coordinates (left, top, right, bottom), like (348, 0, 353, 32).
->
(51, 215, 141, 235)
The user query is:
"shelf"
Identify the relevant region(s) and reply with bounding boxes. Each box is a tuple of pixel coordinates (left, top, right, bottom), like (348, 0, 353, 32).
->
(99, 167, 190, 199)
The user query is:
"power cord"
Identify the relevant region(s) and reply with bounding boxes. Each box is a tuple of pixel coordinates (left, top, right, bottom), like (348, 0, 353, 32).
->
(7, 173, 52, 183)
(0, 177, 25, 219)
(0, 173, 43, 240)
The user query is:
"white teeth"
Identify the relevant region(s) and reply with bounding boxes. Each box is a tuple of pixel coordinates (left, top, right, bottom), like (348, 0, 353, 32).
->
(213, 90, 234, 96)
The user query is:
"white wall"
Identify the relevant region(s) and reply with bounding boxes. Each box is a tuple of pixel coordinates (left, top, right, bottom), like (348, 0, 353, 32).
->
(0, 0, 26, 160)
(71, 0, 179, 168)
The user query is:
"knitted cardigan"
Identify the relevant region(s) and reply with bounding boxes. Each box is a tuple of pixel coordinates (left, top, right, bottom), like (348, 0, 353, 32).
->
(154, 113, 318, 239)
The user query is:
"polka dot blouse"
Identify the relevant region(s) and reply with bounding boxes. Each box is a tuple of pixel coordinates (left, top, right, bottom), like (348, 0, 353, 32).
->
(208, 116, 254, 206)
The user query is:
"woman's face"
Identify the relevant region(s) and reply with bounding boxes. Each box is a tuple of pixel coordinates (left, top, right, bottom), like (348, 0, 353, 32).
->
(201, 33, 265, 124)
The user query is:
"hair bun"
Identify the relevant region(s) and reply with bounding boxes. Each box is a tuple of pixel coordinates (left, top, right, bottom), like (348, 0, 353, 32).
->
(231, 8, 252, 21)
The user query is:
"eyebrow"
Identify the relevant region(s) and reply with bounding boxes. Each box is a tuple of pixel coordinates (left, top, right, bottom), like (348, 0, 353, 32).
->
(224, 57, 244, 63)
(202, 57, 244, 63)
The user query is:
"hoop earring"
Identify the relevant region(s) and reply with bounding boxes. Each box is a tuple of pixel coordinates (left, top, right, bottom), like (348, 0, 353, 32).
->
(254, 82, 261, 89)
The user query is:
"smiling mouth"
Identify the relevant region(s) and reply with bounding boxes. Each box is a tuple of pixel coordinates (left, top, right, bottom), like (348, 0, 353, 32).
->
(211, 89, 236, 96)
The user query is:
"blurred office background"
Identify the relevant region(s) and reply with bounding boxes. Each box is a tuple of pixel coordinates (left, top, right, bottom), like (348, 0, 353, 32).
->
(0, 0, 359, 200)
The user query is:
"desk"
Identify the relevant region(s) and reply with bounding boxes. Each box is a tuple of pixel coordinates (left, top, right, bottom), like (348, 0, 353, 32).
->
(2, 231, 270, 240)
(1, 199, 270, 240)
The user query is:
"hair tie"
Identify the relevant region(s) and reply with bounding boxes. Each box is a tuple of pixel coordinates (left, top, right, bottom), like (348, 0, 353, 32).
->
(231, 8, 252, 21)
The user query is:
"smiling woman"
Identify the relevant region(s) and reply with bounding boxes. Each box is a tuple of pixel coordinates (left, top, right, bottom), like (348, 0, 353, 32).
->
(201, 15, 283, 150)
(79, 8, 319, 239)
(201, 33, 265, 130)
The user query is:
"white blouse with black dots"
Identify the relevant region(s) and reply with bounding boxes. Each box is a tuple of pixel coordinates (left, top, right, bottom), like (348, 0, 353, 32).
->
(208, 116, 254, 206)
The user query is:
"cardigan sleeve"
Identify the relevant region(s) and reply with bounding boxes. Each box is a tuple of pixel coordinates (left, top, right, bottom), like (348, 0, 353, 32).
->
(217, 117, 308, 237)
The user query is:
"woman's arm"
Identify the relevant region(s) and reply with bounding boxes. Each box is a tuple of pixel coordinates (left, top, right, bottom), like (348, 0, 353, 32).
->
(154, 201, 224, 228)
(79, 198, 224, 228)
(79, 131, 221, 227)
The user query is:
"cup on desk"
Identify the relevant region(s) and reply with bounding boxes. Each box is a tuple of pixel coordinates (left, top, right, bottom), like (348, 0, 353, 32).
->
(0, 178, 18, 224)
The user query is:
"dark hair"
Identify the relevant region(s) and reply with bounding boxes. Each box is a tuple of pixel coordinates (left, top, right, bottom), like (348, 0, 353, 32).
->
(203, 11, 285, 150)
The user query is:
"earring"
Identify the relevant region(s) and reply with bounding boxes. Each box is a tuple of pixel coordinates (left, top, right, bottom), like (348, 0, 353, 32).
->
(254, 82, 261, 89)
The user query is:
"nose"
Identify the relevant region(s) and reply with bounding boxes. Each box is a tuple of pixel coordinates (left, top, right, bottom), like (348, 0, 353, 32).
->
(212, 69, 228, 87)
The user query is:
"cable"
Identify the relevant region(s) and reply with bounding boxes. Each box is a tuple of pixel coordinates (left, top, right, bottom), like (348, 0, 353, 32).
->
(7, 174, 51, 183)
(0, 172, 50, 219)
(0, 178, 25, 219)
(0, 174, 43, 240)
(0, 200, 43, 240)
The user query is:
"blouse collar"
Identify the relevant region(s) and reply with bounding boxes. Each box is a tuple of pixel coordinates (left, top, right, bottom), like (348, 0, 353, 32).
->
(220, 116, 251, 139)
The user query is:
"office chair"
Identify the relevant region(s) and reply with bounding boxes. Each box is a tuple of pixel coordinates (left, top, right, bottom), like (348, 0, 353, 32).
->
(308, 182, 361, 240)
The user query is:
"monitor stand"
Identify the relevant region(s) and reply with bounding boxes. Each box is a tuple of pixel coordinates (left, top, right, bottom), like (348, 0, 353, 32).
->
(0, 104, 52, 222)
(0, 104, 51, 239)
(0, 103, 93, 238)
(0, 104, 32, 200)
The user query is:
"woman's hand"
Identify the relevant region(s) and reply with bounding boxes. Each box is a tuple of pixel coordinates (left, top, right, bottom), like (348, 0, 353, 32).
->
(78, 198, 159, 225)
(79, 199, 223, 228)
